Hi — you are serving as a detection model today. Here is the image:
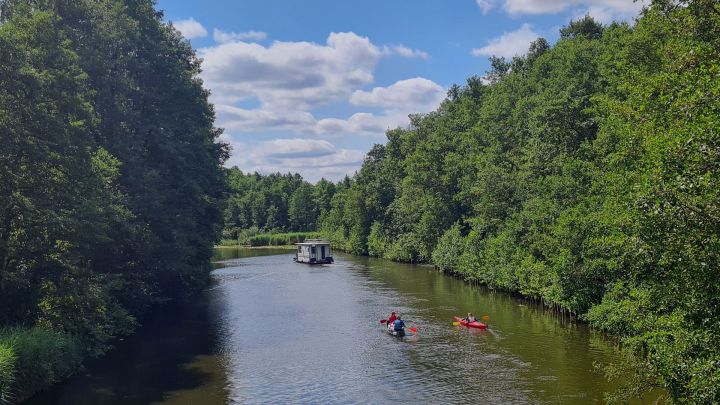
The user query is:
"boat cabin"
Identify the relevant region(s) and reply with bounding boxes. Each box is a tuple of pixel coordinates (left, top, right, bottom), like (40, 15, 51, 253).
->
(294, 239, 333, 264)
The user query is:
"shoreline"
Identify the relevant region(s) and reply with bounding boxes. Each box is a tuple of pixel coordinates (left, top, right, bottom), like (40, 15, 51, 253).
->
(214, 244, 296, 249)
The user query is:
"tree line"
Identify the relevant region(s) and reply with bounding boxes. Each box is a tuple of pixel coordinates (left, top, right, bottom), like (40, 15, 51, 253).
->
(0, 0, 226, 401)
(222, 168, 337, 240)
(319, 2, 719, 403)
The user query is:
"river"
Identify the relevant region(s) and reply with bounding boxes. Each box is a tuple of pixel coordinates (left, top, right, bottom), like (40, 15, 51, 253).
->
(27, 248, 623, 404)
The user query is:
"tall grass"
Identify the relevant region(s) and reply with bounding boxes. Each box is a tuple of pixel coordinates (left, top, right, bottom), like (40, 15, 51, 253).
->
(219, 231, 323, 247)
(0, 327, 83, 404)
(0, 343, 15, 405)
(247, 232, 322, 247)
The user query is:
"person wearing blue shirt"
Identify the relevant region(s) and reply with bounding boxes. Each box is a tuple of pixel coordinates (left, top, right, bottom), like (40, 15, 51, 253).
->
(393, 316, 406, 337)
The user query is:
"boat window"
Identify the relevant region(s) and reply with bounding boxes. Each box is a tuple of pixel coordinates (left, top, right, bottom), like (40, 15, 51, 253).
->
(311, 246, 316, 254)
(298, 246, 302, 253)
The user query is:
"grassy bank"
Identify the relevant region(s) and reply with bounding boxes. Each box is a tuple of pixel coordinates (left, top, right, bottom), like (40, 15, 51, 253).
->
(0, 327, 84, 404)
(219, 231, 323, 247)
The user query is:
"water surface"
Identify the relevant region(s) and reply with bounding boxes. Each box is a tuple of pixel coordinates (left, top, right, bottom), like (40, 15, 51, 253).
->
(28, 250, 622, 404)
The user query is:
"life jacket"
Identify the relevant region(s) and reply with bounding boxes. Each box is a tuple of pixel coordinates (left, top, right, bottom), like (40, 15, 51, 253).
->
(393, 319, 405, 331)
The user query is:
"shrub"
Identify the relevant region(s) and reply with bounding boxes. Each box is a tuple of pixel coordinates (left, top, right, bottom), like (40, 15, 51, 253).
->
(431, 223, 465, 272)
(0, 327, 83, 403)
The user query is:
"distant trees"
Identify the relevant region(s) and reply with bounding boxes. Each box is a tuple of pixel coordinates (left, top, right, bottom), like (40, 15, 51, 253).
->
(223, 168, 336, 238)
(0, 0, 226, 399)
(320, 1, 720, 402)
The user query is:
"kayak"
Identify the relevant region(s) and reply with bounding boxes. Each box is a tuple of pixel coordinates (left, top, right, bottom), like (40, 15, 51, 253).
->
(453, 316, 487, 329)
(386, 326, 405, 337)
(385, 323, 406, 337)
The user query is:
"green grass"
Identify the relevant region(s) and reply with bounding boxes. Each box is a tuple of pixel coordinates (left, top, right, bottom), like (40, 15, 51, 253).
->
(0, 327, 83, 404)
(219, 231, 323, 247)
(0, 343, 15, 405)
(248, 232, 322, 246)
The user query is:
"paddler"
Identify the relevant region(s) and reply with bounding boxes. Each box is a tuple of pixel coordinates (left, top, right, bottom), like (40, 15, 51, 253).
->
(463, 312, 477, 323)
(393, 316, 406, 337)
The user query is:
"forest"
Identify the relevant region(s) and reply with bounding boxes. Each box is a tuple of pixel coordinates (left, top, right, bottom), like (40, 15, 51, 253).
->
(222, 168, 337, 243)
(0, 0, 226, 402)
(317, 2, 719, 403)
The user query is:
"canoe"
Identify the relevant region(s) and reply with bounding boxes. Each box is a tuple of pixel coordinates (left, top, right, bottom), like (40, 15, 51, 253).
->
(453, 316, 487, 329)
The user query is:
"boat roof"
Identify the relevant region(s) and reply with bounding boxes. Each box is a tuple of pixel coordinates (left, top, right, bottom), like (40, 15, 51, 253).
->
(295, 239, 331, 246)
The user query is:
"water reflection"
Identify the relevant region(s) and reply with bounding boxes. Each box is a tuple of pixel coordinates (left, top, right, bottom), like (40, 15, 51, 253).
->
(26, 294, 229, 405)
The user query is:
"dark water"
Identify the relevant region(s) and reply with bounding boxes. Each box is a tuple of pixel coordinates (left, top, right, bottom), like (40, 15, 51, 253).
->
(28, 249, 625, 404)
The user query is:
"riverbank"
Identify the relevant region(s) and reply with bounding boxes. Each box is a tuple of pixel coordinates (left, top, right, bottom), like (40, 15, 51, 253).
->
(218, 231, 323, 248)
(214, 245, 296, 250)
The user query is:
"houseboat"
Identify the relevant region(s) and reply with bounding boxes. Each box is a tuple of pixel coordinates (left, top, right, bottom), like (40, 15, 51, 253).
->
(294, 239, 333, 264)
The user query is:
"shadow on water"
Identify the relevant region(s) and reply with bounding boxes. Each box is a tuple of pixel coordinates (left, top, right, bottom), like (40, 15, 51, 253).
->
(26, 290, 228, 405)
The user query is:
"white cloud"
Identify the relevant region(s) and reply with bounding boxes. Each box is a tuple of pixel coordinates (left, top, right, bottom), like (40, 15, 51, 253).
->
(173, 18, 207, 39)
(476, 0, 495, 14)
(214, 77, 445, 138)
(213, 29, 267, 43)
(472, 23, 539, 58)
(383, 45, 430, 59)
(224, 137, 365, 182)
(315, 111, 411, 136)
(200, 32, 446, 180)
(199, 32, 381, 109)
(215, 104, 316, 133)
(202, 32, 443, 138)
(350, 77, 445, 111)
(502, 0, 647, 20)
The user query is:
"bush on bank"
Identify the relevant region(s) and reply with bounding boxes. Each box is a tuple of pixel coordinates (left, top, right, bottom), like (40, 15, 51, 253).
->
(0, 327, 83, 404)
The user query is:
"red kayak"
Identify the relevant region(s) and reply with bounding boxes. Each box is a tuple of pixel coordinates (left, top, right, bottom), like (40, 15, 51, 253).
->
(453, 316, 487, 329)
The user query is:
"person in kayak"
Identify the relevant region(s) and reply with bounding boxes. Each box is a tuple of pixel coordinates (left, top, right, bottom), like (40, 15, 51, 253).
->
(393, 316, 406, 336)
(387, 311, 398, 324)
(463, 313, 477, 323)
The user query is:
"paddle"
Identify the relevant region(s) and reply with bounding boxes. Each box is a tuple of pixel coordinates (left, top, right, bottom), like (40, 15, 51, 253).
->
(380, 319, 387, 324)
(452, 321, 460, 326)
(482, 315, 490, 321)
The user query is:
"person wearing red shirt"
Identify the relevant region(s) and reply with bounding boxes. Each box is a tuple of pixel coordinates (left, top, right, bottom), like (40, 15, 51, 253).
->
(386, 311, 398, 332)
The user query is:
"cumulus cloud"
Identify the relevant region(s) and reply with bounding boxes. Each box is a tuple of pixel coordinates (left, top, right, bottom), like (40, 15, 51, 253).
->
(213, 29, 267, 43)
(215, 104, 316, 133)
(472, 23, 539, 58)
(315, 111, 413, 136)
(501, 0, 647, 20)
(200, 32, 381, 108)
(476, 0, 495, 14)
(350, 77, 445, 111)
(173, 18, 207, 39)
(224, 137, 365, 182)
(213, 77, 445, 137)
(383, 45, 430, 59)
(201, 32, 444, 179)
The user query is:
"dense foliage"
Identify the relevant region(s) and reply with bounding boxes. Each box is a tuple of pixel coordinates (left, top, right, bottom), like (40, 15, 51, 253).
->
(222, 168, 336, 240)
(0, 0, 226, 400)
(320, 1, 719, 402)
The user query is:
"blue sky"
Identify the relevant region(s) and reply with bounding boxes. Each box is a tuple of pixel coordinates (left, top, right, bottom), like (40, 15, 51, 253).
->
(157, 0, 646, 182)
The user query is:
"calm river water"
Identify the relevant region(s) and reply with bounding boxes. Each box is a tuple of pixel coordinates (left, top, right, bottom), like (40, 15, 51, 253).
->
(28, 248, 623, 404)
